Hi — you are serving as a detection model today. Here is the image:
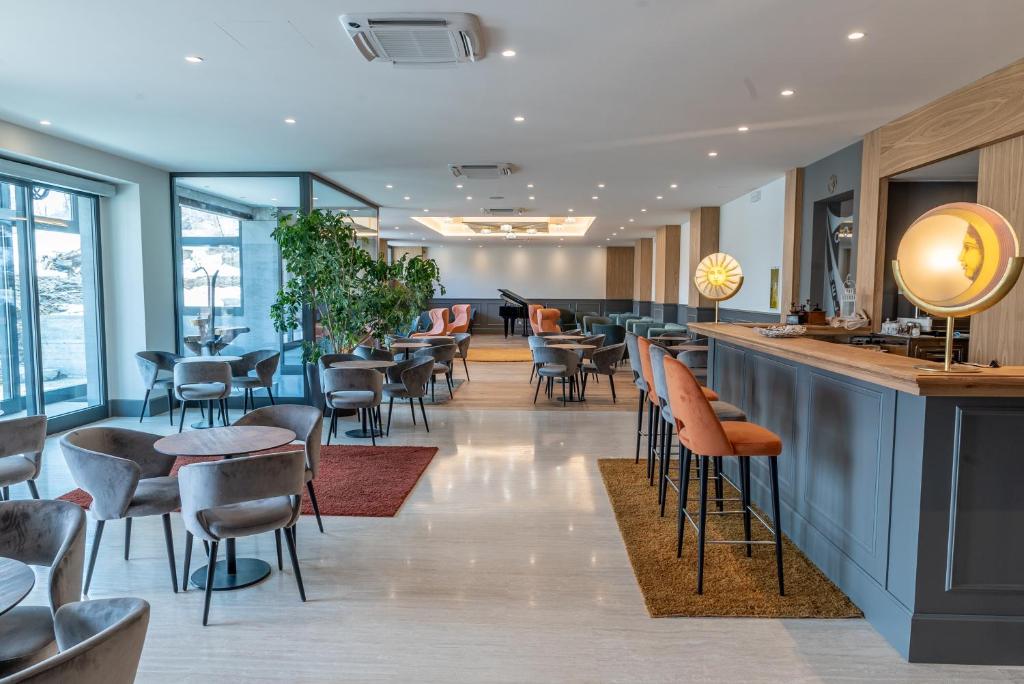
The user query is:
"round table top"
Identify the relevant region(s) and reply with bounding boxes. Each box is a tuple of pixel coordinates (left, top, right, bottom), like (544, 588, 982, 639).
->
(177, 356, 241, 364)
(0, 557, 35, 617)
(330, 359, 397, 370)
(547, 335, 585, 341)
(154, 425, 296, 458)
(389, 342, 430, 349)
(550, 343, 596, 350)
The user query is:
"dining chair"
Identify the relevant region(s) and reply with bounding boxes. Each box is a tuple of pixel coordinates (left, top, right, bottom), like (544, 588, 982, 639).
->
(172, 361, 232, 432)
(527, 304, 543, 335)
(2, 597, 149, 684)
(0, 416, 46, 501)
(322, 367, 384, 446)
(448, 304, 471, 334)
(134, 351, 180, 425)
(411, 308, 449, 337)
(383, 356, 435, 434)
(452, 332, 472, 380)
(0, 500, 85, 677)
(413, 343, 456, 402)
(527, 335, 550, 384)
(531, 346, 581, 405)
(232, 404, 325, 534)
(230, 350, 280, 414)
(580, 343, 626, 402)
(535, 308, 562, 334)
(59, 427, 180, 595)
(578, 334, 606, 360)
(581, 315, 611, 335)
(354, 345, 395, 362)
(625, 333, 649, 463)
(179, 450, 307, 625)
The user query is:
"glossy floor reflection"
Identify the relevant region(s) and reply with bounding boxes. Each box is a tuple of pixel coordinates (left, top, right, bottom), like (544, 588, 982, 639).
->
(17, 356, 1024, 682)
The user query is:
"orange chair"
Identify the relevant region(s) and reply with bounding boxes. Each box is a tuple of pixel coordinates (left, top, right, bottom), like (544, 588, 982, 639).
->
(527, 304, 544, 335)
(412, 308, 449, 337)
(663, 355, 785, 595)
(535, 308, 561, 334)
(448, 304, 471, 334)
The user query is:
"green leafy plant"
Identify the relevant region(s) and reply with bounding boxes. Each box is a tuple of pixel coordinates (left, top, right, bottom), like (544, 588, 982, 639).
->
(269, 209, 444, 360)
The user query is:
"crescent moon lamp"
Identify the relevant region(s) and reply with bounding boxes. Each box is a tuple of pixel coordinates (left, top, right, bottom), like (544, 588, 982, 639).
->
(892, 202, 1023, 372)
(694, 252, 744, 323)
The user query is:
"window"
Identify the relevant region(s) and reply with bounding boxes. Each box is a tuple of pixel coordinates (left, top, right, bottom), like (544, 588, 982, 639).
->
(179, 203, 243, 315)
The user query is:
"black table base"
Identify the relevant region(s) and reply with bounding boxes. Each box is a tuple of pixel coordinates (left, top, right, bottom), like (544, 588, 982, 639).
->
(191, 558, 271, 591)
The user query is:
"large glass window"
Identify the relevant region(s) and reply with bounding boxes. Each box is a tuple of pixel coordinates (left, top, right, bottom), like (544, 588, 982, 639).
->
(0, 177, 105, 425)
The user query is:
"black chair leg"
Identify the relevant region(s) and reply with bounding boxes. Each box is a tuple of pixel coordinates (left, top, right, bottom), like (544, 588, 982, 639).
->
(386, 399, 394, 436)
(27, 480, 39, 499)
(203, 541, 219, 625)
(446, 373, 453, 399)
(769, 458, 785, 596)
(275, 529, 283, 570)
(267, 387, 275, 405)
(369, 410, 377, 446)
(419, 397, 429, 432)
(697, 455, 710, 594)
(533, 375, 543, 404)
(635, 390, 645, 463)
(431, 376, 435, 402)
(609, 374, 617, 402)
(161, 513, 178, 593)
(182, 531, 193, 591)
(221, 398, 229, 426)
(139, 390, 150, 422)
(124, 518, 132, 560)
(283, 526, 307, 602)
(85, 519, 105, 595)
(409, 399, 417, 425)
(178, 400, 188, 433)
(306, 481, 324, 532)
(326, 409, 335, 445)
(462, 355, 470, 381)
(741, 458, 752, 557)
(714, 456, 724, 512)
(677, 449, 691, 558)
(167, 388, 175, 426)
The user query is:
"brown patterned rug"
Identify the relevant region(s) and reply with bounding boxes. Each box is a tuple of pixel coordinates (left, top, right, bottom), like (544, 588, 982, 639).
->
(60, 445, 437, 517)
(598, 458, 861, 618)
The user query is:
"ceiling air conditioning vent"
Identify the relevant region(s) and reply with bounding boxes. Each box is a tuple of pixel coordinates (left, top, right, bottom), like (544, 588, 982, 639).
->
(449, 163, 514, 179)
(339, 13, 484, 65)
(483, 208, 526, 217)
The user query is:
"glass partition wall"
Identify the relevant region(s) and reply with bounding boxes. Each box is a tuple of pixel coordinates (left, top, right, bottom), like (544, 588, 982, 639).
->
(171, 173, 379, 403)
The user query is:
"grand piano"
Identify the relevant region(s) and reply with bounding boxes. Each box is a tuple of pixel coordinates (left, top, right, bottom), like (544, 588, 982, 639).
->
(498, 289, 531, 337)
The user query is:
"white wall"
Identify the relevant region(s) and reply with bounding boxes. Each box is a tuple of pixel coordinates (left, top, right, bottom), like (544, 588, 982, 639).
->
(718, 176, 786, 313)
(0, 120, 174, 404)
(423, 244, 607, 299)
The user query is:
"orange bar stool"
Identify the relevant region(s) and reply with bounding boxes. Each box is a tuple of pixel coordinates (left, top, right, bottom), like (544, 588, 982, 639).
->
(663, 355, 785, 595)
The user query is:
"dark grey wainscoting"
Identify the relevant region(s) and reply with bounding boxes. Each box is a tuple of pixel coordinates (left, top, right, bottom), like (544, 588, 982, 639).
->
(632, 300, 652, 316)
(678, 306, 779, 324)
(707, 339, 1024, 665)
(428, 298, 633, 333)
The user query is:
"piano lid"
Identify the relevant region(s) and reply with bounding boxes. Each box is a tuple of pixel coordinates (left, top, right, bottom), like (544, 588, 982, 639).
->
(498, 289, 531, 306)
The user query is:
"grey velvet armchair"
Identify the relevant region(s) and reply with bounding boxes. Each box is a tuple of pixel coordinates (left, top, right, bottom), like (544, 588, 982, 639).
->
(383, 356, 434, 435)
(625, 333, 648, 464)
(581, 342, 626, 402)
(134, 350, 180, 425)
(1, 597, 149, 684)
(413, 343, 456, 402)
(232, 404, 325, 534)
(178, 450, 306, 626)
(0, 416, 46, 501)
(452, 333, 471, 381)
(59, 427, 180, 595)
(531, 346, 581, 405)
(353, 345, 394, 362)
(230, 350, 280, 414)
(323, 367, 384, 446)
(173, 360, 232, 432)
(0, 500, 85, 676)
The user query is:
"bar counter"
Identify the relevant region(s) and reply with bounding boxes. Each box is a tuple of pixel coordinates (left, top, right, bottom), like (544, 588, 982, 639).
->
(688, 322, 1024, 665)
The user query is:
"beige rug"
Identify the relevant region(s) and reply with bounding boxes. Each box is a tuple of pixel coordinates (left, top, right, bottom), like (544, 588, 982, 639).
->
(466, 347, 533, 362)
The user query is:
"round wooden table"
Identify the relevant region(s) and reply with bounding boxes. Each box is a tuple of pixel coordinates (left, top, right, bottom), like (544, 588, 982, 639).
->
(389, 342, 429, 359)
(548, 343, 596, 351)
(546, 335, 585, 342)
(154, 426, 296, 592)
(545, 345, 596, 402)
(328, 360, 396, 437)
(0, 557, 35, 616)
(176, 356, 241, 364)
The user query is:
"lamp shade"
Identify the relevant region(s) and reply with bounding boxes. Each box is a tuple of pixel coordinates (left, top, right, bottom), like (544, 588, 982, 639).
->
(892, 202, 1022, 317)
(694, 252, 743, 302)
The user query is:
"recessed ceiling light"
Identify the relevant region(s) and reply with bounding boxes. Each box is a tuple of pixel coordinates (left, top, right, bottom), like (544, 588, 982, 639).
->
(597, 183, 605, 188)
(737, 125, 749, 132)
(528, 196, 535, 200)
(568, 208, 574, 213)
(466, 196, 473, 200)
(591, 196, 599, 200)
(628, 218, 634, 223)
(393, 226, 400, 230)
(403, 196, 411, 201)
(312, 196, 318, 200)
(456, 184, 463, 189)
(619, 226, 624, 230)
(385, 184, 393, 189)
(669, 183, 678, 189)
(640, 208, 647, 212)
(502, 49, 517, 57)
(527, 183, 534, 188)
(39, 120, 52, 126)
(606, 237, 610, 241)
(184, 55, 204, 64)
(423, 208, 430, 212)
(781, 89, 795, 97)
(284, 117, 296, 124)
(847, 31, 865, 40)
(513, 115, 526, 123)
(707, 151, 718, 157)
(656, 195, 663, 200)
(270, 197, 279, 202)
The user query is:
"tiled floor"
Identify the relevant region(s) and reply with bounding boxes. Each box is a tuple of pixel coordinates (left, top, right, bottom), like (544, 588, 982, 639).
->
(14, 345, 1024, 682)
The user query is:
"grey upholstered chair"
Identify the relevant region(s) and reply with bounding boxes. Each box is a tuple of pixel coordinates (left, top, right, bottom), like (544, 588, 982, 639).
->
(578, 334, 606, 360)
(178, 451, 306, 626)
(59, 428, 180, 595)
(581, 343, 626, 402)
(134, 351, 180, 425)
(413, 343, 456, 402)
(383, 357, 434, 434)
(323, 367, 384, 446)
(676, 349, 710, 383)
(173, 360, 232, 432)
(314, 353, 361, 413)
(592, 323, 626, 350)
(353, 345, 394, 362)
(2, 598, 149, 684)
(581, 315, 611, 335)
(532, 346, 581, 405)
(233, 404, 325, 534)
(230, 350, 280, 414)
(452, 333, 472, 380)
(626, 333, 649, 463)
(0, 500, 85, 676)
(0, 416, 46, 501)
(527, 335, 549, 384)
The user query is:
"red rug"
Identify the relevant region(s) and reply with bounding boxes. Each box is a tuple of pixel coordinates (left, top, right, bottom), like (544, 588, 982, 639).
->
(58, 445, 437, 518)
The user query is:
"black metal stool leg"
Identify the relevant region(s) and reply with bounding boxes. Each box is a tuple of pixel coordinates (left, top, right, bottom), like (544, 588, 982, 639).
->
(697, 455, 710, 594)
(769, 458, 785, 596)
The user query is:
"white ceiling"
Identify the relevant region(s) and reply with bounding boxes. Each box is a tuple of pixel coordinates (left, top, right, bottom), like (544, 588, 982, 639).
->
(2, 0, 1022, 245)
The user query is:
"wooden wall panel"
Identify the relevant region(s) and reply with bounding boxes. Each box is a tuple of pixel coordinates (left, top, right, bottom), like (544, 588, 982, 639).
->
(605, 246, 634, 300)
(781, 168, 804, 321)
(879, 59, 1024, 177)
(970, 135, 1024, 364)
(854, 129, 889, 327)
(654, 225, 681, 304)
(687, 207, 720, 307)
(633, 238, 653, 303)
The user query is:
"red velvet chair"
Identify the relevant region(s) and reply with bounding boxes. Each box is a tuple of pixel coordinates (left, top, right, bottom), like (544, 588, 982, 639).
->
(412, 308, 449, 337)
(535, 308, 561, 334)
(449, 304, 471, 334)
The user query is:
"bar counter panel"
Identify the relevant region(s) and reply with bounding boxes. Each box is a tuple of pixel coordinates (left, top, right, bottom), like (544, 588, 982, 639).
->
(691, 323, 1024, 665)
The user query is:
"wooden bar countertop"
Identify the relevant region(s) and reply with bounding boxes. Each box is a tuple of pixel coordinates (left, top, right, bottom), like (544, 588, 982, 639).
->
(688, 322, 1024, 397)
